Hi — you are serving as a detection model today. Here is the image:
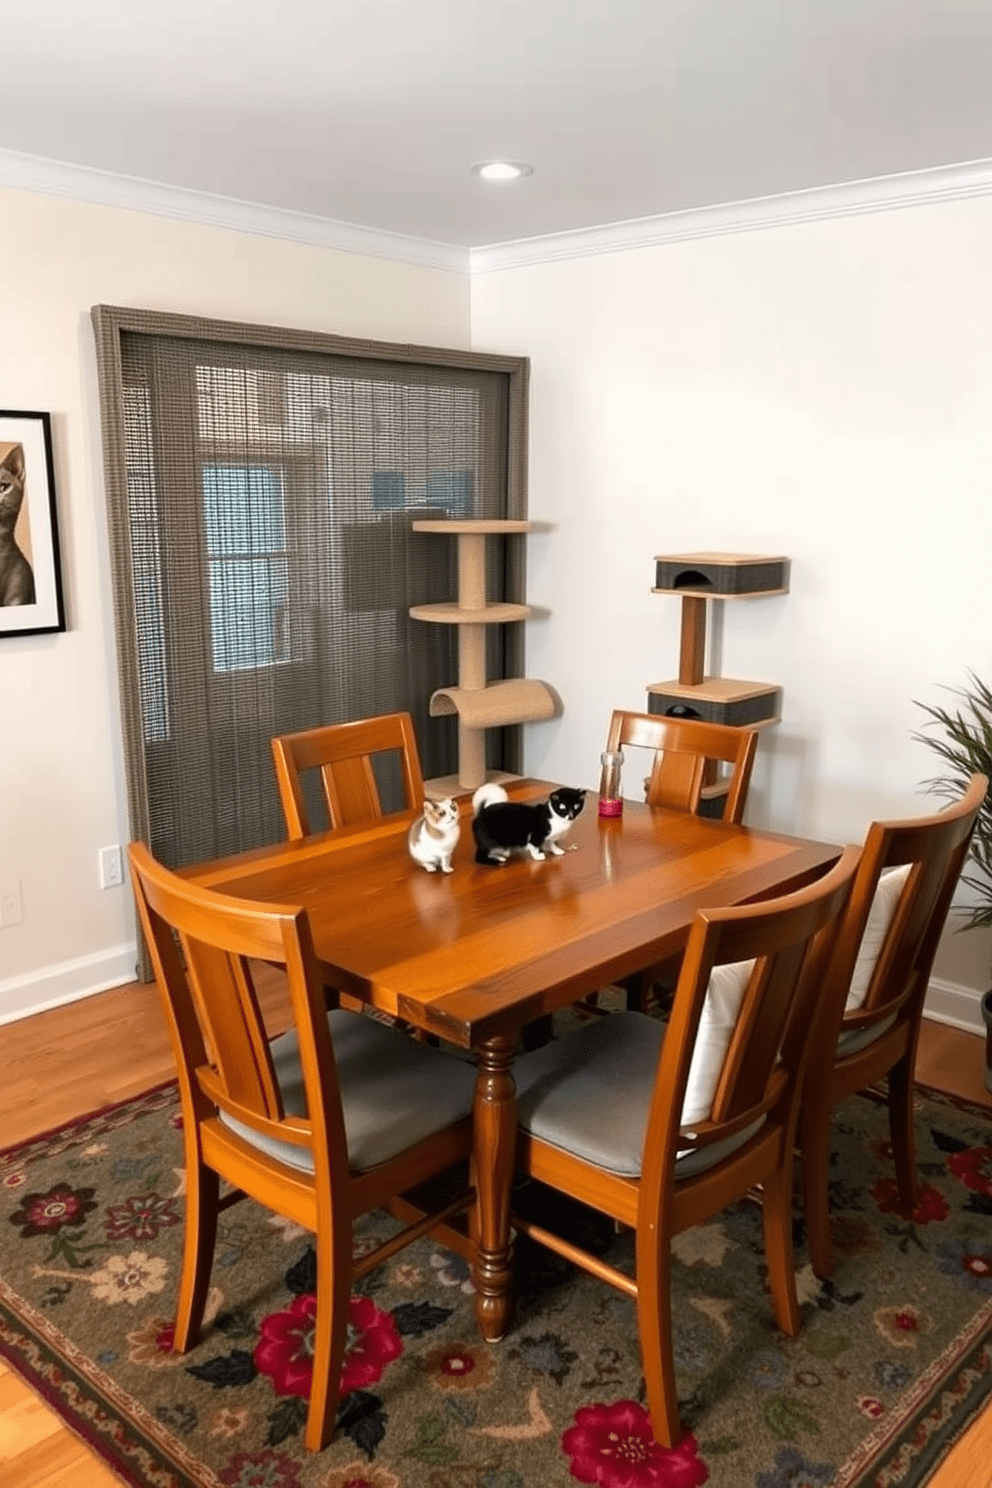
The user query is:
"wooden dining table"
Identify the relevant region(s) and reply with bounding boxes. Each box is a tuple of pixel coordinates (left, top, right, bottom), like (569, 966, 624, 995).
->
(182, 779, 840, 1342)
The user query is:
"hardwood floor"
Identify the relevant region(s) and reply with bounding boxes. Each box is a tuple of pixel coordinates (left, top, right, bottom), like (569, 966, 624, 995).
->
(0, 986, 989, 1486)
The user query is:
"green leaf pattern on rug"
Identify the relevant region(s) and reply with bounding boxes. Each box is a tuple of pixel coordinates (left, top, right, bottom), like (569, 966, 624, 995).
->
(803, 1328, 851, 1360)
(267, 1395, 309, 1447)
(764, 1392, 821, 1440)
(404, 1411, 461, 1464)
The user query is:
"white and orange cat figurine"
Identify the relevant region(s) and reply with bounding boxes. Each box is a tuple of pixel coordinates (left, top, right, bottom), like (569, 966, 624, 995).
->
(0, 443, 36, 607)
(407, 797, 461, 873)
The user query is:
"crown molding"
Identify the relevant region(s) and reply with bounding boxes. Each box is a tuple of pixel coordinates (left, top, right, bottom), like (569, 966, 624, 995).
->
(469, 157, 992, 273)
(0, 148, 469, 274)
(4, 146, 992, 279)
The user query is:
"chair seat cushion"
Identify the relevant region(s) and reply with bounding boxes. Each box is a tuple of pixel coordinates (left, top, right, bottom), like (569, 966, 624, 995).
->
(221, 1010, 476, 1174)
(837, 1011, 898, 1056)
(515, 1012, 762, 1178)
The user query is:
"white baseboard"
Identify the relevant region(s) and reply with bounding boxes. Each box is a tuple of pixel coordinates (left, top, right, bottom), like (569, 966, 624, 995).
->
(0, 943, 139, 1026)
(923, 976, 987, 1037)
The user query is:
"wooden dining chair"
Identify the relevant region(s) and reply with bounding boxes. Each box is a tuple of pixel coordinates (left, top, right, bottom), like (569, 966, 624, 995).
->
(606, 708, 760, 824)
(510, 843, 860, 1448)
(604, 710, 760, 1015)
(799, 772, 987, 1278)
(271, 710, 426, 838)
(128, 840, 476, 1452)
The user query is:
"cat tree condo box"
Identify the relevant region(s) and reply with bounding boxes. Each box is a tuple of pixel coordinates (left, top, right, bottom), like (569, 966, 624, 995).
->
(648, 551, 789, 728)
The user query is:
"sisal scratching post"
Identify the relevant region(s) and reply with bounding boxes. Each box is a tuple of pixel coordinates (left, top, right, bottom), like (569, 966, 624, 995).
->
(410, 519, 560, 795)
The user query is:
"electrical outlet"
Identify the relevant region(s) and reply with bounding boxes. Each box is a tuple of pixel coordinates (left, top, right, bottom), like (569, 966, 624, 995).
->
(0, 881, 23, 928)
(99, 845, 124, 890)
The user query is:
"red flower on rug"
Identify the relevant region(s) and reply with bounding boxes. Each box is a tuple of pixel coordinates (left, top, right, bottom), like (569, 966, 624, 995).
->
(8, 1182, 98, 1237)
(219, 1447, 302, 1486)
(947, 1146, 992, 1198)
(874, 1303, 932, 1349)
(319, 1464, 400, 1488)
(126, 1315, 180, 1367)
(870, 1179, 948, 1224)
(562, 1399, 709, 1485)
(422, 1339, 494, 1391)
(254, 1294, 402, 1400)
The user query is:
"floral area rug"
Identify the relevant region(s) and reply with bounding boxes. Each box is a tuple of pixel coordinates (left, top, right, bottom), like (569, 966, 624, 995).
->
(1, 1080, 991, 1488)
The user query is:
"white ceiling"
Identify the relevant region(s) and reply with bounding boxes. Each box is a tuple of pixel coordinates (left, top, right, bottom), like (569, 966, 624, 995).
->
(4, 0, 992, 254)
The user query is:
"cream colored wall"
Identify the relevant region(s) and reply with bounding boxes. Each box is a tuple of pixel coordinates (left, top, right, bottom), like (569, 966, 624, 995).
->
(471, 195, 992, 1021)
(0, 186, 470, 1021)
(4, 181, 989, 1030)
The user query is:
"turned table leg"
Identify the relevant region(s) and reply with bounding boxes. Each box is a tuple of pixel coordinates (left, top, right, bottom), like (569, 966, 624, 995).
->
(472, 1034, 517, 1341)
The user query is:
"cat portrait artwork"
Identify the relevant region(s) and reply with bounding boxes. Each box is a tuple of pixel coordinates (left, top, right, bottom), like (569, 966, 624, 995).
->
(472, 782, 587, 866)
(0, 412, 65, 638)
(407, 796, 461, 873)
(0, 443, 35, 607)
(0, 410, 65, 636)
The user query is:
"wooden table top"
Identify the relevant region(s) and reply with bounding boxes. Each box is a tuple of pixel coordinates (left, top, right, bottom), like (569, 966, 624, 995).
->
(183, 782, 841, 1047)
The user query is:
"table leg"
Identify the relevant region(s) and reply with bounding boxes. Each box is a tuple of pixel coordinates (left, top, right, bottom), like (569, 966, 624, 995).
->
(472, 1034, 516, 1341)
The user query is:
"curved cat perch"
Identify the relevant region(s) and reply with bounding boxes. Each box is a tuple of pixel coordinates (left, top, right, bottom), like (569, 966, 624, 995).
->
(410, 519, 559, 793)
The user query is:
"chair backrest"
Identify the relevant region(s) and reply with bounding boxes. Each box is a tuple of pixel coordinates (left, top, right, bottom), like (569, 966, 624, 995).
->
(271, 711, 426, 838)
(128, 841, 347, 1187)
(642, 844, 861, 1178)
(606, 708, 759, 824)
(816, 772, 988, 1051)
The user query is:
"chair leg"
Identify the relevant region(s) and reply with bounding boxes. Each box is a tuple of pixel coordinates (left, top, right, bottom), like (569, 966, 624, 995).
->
(521, 1015, 554, 1050)
(634, 1227, 682, 1448)
(887, 1056, 921, 1214)
(799, 1099, 834, 1280)
(173, 1162, 220, 1351)
(305, 1225, 352, 1452)
(620, 972, 648, 1014)
(623, 967, 679, 1017)
(761, 1161, 801, 1336)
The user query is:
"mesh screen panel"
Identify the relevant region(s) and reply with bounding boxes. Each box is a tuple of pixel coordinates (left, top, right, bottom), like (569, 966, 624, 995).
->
(92, 309, 528, 887)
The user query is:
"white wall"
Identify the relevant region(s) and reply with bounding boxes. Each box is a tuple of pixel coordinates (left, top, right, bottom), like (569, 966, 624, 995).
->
(472, 195, 992, 1020)
(4, 181, 989, 1032)
(0, 186, 470, 1021)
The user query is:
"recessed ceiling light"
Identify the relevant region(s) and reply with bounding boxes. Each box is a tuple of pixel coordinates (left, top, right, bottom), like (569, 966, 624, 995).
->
(472, 161, 533, 182)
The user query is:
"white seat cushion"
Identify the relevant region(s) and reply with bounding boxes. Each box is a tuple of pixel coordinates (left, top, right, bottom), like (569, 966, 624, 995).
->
(515, 1011, 762, 1179)
(220, 1009, 476, 1174)
(845, 864, 911, 1011)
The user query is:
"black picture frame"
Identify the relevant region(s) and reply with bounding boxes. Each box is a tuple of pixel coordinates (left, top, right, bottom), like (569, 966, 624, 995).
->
(0, 409, 66, 637)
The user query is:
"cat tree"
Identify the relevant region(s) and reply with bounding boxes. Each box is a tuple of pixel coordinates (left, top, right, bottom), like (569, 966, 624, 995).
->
(648, 552, 789, 724)
(409, 519, 557, 794)
(648, 551, 789, 811)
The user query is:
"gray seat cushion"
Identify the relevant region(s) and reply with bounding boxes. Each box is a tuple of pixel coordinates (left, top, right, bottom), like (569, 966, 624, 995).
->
(836, 1011, 898, 1057)
(220, 1009, 476, 1174)
(515, 1011, 762, 1179)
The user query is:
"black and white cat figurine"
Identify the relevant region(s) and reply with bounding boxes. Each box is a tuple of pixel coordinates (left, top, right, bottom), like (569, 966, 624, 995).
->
(407, 797, 460, 873)
(0, 443, 36, 607)
(472, 782, 587, 866)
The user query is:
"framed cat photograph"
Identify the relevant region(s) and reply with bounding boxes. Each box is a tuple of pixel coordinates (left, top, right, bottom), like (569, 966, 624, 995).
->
(0, 409, 66, 637)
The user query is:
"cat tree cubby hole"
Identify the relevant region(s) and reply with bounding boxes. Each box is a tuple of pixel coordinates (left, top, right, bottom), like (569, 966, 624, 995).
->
(410, 519, 557, 796)
(649, 552, 789, 811)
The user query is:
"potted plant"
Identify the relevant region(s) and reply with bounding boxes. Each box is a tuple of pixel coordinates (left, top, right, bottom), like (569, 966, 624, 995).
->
(914, 671, 992, 1085)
